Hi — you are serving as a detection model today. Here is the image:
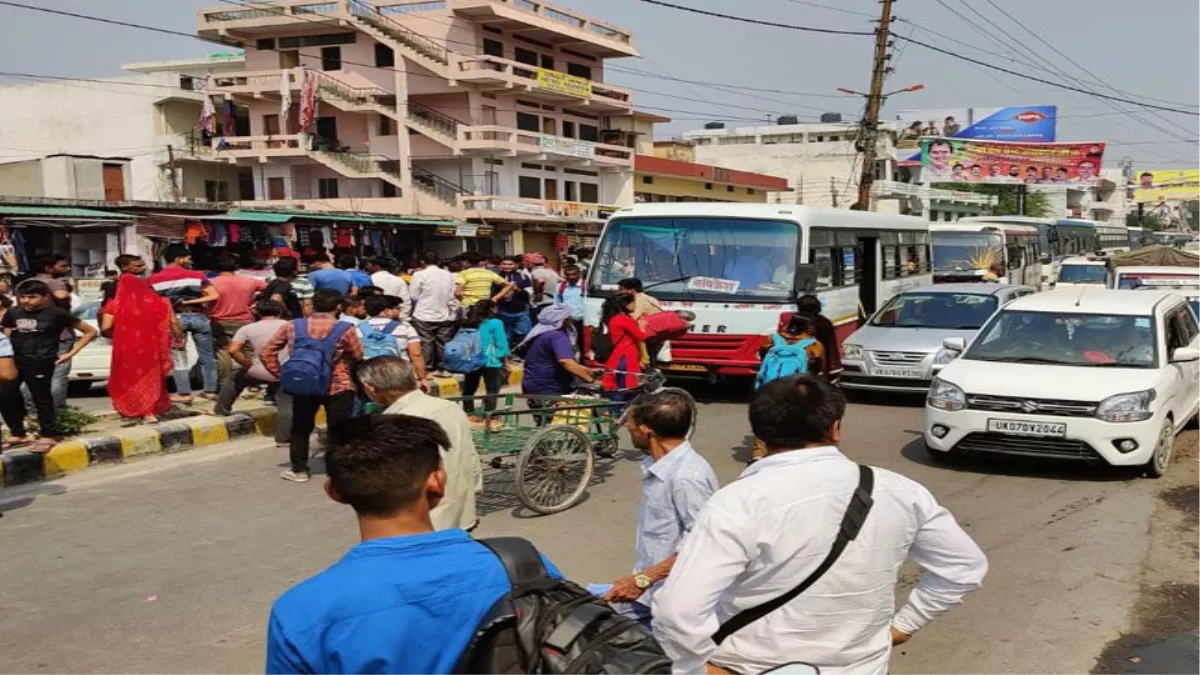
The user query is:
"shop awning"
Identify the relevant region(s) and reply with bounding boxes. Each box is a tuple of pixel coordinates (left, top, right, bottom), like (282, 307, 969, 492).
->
(226, 210, 460, 227)
(0, 205, 135, 220)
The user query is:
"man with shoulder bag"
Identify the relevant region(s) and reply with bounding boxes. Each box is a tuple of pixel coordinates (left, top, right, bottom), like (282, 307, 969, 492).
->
(652, 376, 988, 675)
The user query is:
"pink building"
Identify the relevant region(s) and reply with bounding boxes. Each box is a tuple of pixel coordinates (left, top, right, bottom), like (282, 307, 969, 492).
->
(197, 0, 639, 254)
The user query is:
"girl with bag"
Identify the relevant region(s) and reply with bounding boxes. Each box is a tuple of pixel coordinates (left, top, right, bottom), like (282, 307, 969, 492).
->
(460, 300, 509, 431)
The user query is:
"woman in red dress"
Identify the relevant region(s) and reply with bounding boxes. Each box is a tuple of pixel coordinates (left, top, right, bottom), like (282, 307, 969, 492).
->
(600, 293, 647, 396)
(101, 266, 178, 424)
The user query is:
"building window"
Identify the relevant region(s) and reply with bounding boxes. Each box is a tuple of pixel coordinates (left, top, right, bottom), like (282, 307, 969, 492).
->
(256, 38, 276, 50)
(564, 181, 577, 201)
(579, 124, 598, 142)
(562, 120, 576, 138)
(318, 178, 339, 199)
(321, 46, 342, 71)
(516, 112, 540, 132)
(483, 158, 504, 166)
(518, 176, 541, 199)
(726, 185, 734, 192)
(514, 47, 539, 66)
(279, 33, 355, 48)
(642, 175, 654, 184)
(379, 116, 395, 135)
(566, 62, 592, 80)
(382, 181, 398, 198)
(540, 54, 554, 70)
(375, 43, 395, 67)
(520, 162, 544, 170)
(482, 38, 503, 57)
(579, 183, 599, 203)
(704, 183, 713, 190)
(204, 180, 229, 202)
(482, 25, 503, 35)
(748, 188, 755, 194)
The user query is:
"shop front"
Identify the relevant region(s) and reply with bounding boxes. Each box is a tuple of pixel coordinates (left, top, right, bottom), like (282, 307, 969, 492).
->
(0, 205, 135, 280)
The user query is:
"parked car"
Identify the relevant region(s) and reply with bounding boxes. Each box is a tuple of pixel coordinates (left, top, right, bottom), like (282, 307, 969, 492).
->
(924, 289, 1200, 477)
(68, 301, 199, 395)
(840, 284, 1036, 393)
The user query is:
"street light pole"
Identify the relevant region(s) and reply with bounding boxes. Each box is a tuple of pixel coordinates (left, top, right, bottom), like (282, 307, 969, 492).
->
(853, 0, 896, 211)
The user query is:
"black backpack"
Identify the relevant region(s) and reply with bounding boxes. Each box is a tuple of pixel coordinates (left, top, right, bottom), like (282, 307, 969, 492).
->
(456, 537, 672, 675)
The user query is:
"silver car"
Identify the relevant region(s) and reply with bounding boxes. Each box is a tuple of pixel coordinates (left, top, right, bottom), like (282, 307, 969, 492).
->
(840, 283, 1036, 393)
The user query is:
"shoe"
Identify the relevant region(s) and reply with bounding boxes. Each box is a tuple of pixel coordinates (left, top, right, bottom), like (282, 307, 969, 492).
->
(433, 370, 452, 378)
(280, 469, 311, 483)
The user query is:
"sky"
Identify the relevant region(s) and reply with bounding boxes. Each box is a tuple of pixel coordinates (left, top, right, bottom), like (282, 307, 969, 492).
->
(1, 0, 1197, 170)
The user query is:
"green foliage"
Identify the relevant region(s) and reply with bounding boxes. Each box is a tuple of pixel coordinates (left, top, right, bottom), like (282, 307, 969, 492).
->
(937, 183, 1049, 218)
(28, 409, 99, 438)
(1125, 211, 1168, 231)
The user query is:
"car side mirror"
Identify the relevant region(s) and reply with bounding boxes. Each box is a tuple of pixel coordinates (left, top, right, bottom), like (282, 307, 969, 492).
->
(1170, 346, 1200, 363)
(943, 337, 967, 352)
(794, 264, 818, 294)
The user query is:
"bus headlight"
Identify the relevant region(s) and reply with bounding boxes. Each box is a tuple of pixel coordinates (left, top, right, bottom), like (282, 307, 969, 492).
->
(843, 343, 864, 361)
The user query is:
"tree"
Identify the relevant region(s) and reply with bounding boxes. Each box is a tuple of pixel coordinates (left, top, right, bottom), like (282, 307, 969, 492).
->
(1126, 210, 1167, 231)
(937, 183, 1048, 217)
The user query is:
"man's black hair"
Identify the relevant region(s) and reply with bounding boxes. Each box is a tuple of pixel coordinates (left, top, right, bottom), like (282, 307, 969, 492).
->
(366, 257, 386, 270)
(618, 278, 644, 293)
(630, 391, 693, 439)
(163, 244, 190, 263)
(418, 250, 440, 266)
(929, 139, 952, 152)
(215, 256, 238, 273)
(255, 299, 282, 317)
(337, 253, 358, 270)
(463, 251, 484, 265)
(750, 376, 846, 450)
(16, 279, 51, 297)
(785, 314, 814, 335)
(33, 253, 67, 274)
(312, 289, 344, 314)
(273, 257, 298, 278)
(115, 254, 142, 271)
(384, 294, 403, 309)
(563, 264, 581, 275)
(312, 253, 332, 265)
(503, 255, 523, 264)
(357, 285, 384, 297)
(326, 414, 450, 517)
(796, 294, 822, 316)
(364, 294, 390, 317)
(0, 295, 13, 309)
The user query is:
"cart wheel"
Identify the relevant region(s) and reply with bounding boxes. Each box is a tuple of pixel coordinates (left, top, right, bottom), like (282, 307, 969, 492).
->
(516, 425, 595, 515)
(659, 387, 699, 439)
(594, 437, 619, 458)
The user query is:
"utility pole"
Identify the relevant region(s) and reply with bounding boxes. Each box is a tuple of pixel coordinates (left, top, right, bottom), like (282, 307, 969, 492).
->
(851, 0, 895, 211)
(166, 144, 181, 202)
(830, 176, 839, 208)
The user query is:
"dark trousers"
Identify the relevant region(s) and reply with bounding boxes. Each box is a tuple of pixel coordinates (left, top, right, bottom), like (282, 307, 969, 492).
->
(412, 319, 457, 371)
(0, 380, 28, 439)
(462, 367, 504, 414)
(289, 391, 356, 472)
(16, 359, 59, 438)
(215, 369, 292, 444)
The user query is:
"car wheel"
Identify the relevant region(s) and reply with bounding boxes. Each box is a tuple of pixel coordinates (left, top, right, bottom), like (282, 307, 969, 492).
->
(67, 381, 93, 397)
(1143, 418, 1175, 479)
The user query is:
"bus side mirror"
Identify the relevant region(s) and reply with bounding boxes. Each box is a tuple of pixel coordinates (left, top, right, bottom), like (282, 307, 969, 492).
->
(795, 264, 818, 294)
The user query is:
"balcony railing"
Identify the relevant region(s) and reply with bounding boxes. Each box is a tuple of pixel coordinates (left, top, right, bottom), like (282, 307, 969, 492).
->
(456, 55, 631, 108)
(459, 195, 619, 220)
(201, 0, 338, 22)
(213, 135, 305, 155)
(407, 101, 462, 137)
(458, 126, 633, 164)
(412, 166, 467, 204)
(347, 0, 449, 64)
(448, 0, 632, 45)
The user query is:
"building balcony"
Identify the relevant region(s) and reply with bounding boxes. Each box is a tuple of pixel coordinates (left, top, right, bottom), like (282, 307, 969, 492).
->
(456, 55, 631, 111)
(873, 180, 998, 208)
(158, 133, 223, 162)
(459, 195, 619, 221)
(197, 0, 344, 39)
(211, 134, 404, 187)
(458, 126, 633, 167)
(445, 0, 637, 58)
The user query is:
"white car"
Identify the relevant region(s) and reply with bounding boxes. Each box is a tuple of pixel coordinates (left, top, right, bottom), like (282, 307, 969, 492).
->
(69, 302, 199, 394)
(924, 289, 1200, 477)
(1053, 256, 1107, 289)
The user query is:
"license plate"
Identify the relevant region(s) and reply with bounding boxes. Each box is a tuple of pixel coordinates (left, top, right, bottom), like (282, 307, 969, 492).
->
(873, 367, 923, 378)
(987, 419, 1067, 437)
(663, 364, 708, 372)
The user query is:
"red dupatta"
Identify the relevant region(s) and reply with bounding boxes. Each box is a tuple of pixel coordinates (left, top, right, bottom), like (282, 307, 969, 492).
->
(108, 274, 173, 418)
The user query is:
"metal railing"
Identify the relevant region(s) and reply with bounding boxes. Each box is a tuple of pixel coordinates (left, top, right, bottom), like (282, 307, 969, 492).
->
(312, 70, 390, 106)
(407, 101, 461, 137)
(347, 0, 449, 64)
(412, 166, 467, 204)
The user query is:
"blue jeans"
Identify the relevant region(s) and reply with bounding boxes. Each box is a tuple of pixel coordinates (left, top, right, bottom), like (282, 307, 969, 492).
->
(499, 310, 532, 345)
(175, 313, 218, 394)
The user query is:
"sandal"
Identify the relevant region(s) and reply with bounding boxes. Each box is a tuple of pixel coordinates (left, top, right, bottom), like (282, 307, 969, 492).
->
(31, 439, 58, 454)
(171, 395, 194, 404)
(1, 439, 33, 452)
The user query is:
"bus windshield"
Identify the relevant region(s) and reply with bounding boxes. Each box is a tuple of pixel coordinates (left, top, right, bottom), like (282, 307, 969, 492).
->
(931, 232, 1003, 273)
(589, 217, 799, 302)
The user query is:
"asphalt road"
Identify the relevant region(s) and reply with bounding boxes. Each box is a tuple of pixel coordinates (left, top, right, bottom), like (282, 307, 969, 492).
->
(2, 384, 1195, 674)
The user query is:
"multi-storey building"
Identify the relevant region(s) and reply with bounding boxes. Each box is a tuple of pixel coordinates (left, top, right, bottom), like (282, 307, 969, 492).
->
(197, 0, 638, 252)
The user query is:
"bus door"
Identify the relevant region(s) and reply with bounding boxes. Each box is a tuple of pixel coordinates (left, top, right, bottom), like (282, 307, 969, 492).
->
(856, 235, 879, 320)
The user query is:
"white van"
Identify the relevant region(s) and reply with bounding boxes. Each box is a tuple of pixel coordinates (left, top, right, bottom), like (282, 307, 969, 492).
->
(1053, 256, 1108, 289)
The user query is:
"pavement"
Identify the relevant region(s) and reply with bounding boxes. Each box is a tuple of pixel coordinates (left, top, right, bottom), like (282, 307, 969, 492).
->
(0, 383, 1196, 674)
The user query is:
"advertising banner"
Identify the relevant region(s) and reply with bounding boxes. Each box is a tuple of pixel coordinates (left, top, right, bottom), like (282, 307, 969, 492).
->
(919, 138, 1104, 186)
(1132, 168, 1199, 202)
(896, 105, 1057, 166)
(539, 134, 596, 159)
(536, 68, 593, 98)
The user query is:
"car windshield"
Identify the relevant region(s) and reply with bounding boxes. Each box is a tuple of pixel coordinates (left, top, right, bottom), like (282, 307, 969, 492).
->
(931, 232, 1003, 273)
(872, 292, 998, 329)
(589, 217, 799, 302)
(965, 310, 1158, 368)
(1057, 264, 1107, 284)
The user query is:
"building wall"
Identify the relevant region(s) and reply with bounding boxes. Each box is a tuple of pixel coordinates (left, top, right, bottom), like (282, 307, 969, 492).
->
(0, 160, 45, 197)
(635, 174, 768, 202)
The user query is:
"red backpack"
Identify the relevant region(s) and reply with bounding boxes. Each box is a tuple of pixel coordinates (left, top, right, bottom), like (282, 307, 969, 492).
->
(641, 311, 691, 342)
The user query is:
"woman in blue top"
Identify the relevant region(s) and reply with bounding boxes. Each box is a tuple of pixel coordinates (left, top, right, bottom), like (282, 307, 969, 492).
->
(461, 299, 509, 430)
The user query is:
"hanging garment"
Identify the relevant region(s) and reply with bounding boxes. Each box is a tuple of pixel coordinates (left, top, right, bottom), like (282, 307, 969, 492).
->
(186, 222, 207, 244)
(335, 227, 352, 248)
(370, 229, 384, 252)
(228, 223, 241, 243)
(320, 226, 334, 249)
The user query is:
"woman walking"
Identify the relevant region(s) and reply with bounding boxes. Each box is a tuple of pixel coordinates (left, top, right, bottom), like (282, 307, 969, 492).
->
(102, 258, 179, 424)
(599, 293, 647, 397)
(460, 300, 509, 431)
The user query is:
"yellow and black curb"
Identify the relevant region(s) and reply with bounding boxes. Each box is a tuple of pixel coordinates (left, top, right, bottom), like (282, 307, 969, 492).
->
(0, 366, 523, 490)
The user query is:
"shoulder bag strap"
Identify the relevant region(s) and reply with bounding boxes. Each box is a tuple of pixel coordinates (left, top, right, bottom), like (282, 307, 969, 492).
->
(711, 464, 875, 646)
(477, 536, 550, 586)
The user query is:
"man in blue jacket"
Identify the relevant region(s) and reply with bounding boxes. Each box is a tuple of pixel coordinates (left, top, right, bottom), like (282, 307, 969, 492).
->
(265, 413, 561, 674)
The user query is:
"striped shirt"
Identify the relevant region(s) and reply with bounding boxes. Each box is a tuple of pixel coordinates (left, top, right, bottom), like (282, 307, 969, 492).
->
(147, 266, 209, 311)
(292, 277, 315, 300)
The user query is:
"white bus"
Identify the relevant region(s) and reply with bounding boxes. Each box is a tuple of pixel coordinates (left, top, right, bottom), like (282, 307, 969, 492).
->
(1096, 222, 1131, 255)
(929, 220, 1043, 288)
(585, 203, 932, 378)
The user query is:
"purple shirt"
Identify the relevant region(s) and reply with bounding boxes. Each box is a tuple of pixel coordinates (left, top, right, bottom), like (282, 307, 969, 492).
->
(521, 330, 576, 395)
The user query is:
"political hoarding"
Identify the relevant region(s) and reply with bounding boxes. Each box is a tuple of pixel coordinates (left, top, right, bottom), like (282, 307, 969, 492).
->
(895, 105, 1057, 166)
(919, 138, 1105, 186)
(1132, 169, 1199, 203)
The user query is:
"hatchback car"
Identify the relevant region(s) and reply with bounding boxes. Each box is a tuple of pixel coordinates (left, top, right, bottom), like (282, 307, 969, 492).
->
(840, 284, 1035, 393)
(68, 301, 199, 394)
(924, 289, 1200, 476)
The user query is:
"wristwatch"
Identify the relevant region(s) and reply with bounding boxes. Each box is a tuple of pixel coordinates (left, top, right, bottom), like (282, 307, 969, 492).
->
(634, 573, 653, 590)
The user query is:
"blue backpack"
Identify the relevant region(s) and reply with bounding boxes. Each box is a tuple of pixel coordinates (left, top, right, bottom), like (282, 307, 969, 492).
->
(755, 334, 816, 389)
(358, 320, 403, 359)
(280, 319, 351, 397)
(444, 327, 487, 374)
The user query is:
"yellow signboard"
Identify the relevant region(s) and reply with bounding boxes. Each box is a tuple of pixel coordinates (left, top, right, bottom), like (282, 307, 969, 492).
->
(536, 68, 593, 98)
(1132, 168, 1200, 203)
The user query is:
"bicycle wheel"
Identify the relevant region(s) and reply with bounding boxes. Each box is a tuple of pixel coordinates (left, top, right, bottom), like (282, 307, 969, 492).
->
(515, 425, 595, 515)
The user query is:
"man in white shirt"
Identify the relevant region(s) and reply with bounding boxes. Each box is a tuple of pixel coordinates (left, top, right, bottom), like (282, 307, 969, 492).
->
(408, 251, 458, 374)
(603, 391, 717, 628)
(366, 258, 410, 318)
(653, 376, 987, 675)
(358, 355, 481, 531)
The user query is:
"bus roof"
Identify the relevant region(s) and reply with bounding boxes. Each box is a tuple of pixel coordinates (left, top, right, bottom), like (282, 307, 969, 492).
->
(930, 222, 1039, 236)
(606, 203, 930, 231)
(957, 215, 1056, 226)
